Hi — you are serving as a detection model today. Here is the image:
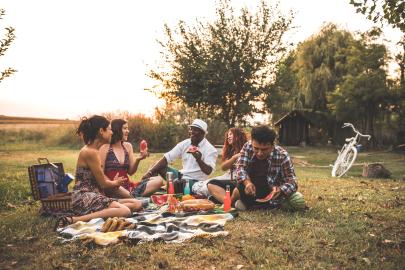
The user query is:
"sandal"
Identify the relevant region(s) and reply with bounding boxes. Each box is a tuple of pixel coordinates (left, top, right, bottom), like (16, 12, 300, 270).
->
(54, 216, 74, 232)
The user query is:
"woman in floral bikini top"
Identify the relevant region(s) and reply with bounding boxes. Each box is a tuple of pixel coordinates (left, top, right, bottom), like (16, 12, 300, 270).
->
(100, 119, 163, 198)
(55, 115, 143, 231)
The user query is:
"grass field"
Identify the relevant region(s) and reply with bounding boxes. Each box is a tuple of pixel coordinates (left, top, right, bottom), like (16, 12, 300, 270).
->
(0, 143, 404, 269)
(0, 115, 78, 125)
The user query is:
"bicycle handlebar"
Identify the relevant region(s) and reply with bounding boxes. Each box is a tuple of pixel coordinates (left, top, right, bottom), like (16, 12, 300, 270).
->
(342, 123, 371, 140)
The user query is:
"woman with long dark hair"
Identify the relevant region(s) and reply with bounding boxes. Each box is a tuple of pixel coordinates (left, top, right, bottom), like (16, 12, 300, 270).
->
(207, 127, 247, 203)
(99, 119, 163, 198)
(55, 115, 142, 229)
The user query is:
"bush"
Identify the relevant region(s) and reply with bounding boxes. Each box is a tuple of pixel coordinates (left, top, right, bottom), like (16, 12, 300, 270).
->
(44, 125, 82, 149)
(0, 129, 46, 144)
(126, 115, 228, 152)
(0, 112, 229, 152)
(126, 115, 188, 152)
(0, 125, 82, 150)
(205, 119, 228, 145)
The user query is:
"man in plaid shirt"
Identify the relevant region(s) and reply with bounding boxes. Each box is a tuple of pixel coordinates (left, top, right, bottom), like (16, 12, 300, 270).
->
(234, 125, 304, 210)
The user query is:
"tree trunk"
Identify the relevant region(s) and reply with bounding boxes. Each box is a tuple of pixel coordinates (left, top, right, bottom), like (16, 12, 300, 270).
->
(365, 103, 375, 147)
(399, 36, 405, 87)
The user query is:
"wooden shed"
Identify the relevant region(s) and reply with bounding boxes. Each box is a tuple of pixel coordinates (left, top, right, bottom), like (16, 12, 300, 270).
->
(274, 110, 328, 146)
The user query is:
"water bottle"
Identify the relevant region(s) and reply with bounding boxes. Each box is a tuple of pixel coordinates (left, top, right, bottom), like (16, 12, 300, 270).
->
(183, 179, 190, 195)
(223, 185, 231, 212)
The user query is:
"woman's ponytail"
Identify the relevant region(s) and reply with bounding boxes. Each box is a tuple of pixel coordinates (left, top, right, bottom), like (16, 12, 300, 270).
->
(77, 115, 109, 144)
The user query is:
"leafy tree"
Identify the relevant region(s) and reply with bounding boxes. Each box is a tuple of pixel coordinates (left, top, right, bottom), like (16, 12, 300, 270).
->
(349, 0, 405, 32)
(264, 51, 302, 120)
(350, 0, 405, 144)
(328, 28, 390, 144)
(350, 0, 404, 90)
(293, 24, 355, 112)
(0, 9, 16, 84)
(154, 102, 228, 145)
(148, 0, 293, 127)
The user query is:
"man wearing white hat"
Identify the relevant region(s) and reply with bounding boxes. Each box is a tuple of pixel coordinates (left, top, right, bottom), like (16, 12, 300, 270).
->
(141, 119, 218, 198)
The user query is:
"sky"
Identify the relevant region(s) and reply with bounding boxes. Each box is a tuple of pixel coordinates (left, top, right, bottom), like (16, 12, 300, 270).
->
(0, 0, 402, 120)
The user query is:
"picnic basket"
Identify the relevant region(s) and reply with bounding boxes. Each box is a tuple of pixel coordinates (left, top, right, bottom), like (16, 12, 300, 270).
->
(28, 158, 73, 215)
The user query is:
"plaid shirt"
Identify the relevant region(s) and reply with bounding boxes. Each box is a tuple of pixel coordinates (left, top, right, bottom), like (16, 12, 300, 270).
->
(235, 142, 297, 196)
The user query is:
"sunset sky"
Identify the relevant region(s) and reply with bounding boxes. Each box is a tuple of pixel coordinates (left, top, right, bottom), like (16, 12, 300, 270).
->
(0, 0, 402, 120)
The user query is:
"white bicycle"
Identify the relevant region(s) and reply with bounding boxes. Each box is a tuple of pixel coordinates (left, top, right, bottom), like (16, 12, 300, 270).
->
(331, 123, 371, 177)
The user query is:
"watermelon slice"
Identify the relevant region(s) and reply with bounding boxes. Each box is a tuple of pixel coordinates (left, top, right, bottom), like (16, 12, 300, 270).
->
(151, 194, 168, 206)
(255, 192, 275, 203)
(187, 145, 199, 153)
(140, 140, 148, 152)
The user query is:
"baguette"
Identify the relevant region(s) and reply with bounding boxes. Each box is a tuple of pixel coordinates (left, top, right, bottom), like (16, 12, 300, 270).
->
(117, 220, 131, 231)
(101, 218, 113, 233)
(180, 199, 215, 212)
(125, 223, 136, 230)
(107, 217, 119, 232)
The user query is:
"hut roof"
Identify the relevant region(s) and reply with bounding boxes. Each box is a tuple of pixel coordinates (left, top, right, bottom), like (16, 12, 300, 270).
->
(274, 110, 328, 127)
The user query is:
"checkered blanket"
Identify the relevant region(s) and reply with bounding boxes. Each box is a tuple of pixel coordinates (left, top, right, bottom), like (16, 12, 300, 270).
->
(57, 209, 234, 246)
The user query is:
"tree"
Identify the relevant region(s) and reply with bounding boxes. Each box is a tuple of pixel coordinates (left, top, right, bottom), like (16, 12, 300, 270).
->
(349, 0, 405, 32)
(0, 9, 16, 84)
(264, 50, 301, 120)
(148, 0, 293, 127)
(350, 0, 404, 87)
(350, 0, 405, 144)
(293, 24, 355, 112)
(328, 28, 390, 145)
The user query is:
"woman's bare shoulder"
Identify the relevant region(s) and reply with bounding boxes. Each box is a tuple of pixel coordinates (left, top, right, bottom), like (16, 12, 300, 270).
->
(79, 146, 99, 159)
(99, 143, 110, 152)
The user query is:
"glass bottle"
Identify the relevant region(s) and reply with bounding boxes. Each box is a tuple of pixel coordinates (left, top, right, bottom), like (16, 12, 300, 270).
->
(183, 179, 190, 195)
(167, 172, 175, 194)
(223, 185, 231, 212)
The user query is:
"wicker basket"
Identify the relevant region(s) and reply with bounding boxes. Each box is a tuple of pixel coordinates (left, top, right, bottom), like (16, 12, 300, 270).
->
(41, 193, 72, 213)
(28, 158, 72, 214)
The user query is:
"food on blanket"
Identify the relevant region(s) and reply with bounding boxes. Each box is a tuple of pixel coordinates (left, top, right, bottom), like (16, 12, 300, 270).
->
(116, 220, 129, 231)
(101, 218, 136, 232)
(180, 199, 215, 212)
(101, 217, 113, 233)
(151, 194, 168, 206)
(125, 223, 136, 230)
(168, 194, 179, 213)
(124, 221, 134, 230)
(181, 194, 195, 201)
(187, 145, 199, 153)
(108, 218, 119, 232)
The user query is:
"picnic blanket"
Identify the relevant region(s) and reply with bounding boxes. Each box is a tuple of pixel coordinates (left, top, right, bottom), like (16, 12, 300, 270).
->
(57, 210, 234, 246)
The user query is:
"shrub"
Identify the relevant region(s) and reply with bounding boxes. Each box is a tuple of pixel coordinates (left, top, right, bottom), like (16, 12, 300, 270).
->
(0, 129, 46, 144)
(44, 125, 82, 149)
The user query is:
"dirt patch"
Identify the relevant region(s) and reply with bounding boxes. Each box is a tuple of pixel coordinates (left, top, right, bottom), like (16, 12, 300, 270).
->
(291, 157, 316, 167)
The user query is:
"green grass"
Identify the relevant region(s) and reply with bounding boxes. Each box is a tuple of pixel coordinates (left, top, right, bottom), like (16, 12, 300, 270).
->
(0, 145, 404, 269)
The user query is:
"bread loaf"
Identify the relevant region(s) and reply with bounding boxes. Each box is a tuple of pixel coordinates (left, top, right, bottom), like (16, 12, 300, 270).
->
(101, 218, 113, 233)
(180, 199, 214, 212)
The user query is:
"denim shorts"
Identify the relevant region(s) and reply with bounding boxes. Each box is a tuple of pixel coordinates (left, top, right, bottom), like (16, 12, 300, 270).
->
(132, 179, 149, 197)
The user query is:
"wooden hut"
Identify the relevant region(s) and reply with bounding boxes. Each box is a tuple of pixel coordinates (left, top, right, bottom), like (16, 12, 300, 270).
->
(274, 110, 328, 146)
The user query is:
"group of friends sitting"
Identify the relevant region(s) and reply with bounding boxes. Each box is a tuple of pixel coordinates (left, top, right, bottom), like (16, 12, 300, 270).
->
(56, 115, 305, 229)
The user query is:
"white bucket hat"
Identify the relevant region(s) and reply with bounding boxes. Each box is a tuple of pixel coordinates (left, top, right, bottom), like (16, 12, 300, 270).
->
(189, 119, 208, 134)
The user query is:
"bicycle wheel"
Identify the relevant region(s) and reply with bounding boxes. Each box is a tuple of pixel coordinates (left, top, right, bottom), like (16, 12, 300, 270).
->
(331, 146, 357, 177)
